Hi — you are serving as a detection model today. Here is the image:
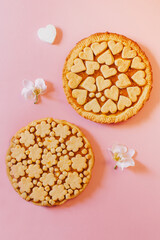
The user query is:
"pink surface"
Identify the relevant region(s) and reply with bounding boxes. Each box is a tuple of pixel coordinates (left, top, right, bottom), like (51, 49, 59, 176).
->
(1, 0, 160, 239)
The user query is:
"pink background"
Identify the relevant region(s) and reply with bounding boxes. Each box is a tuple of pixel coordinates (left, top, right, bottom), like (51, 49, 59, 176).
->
(1, 0, 160, 239)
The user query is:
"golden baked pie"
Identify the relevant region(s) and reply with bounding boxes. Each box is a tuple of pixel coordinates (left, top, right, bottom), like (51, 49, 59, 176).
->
(6, 118, 94, 206)
(63, 32, 152, 123)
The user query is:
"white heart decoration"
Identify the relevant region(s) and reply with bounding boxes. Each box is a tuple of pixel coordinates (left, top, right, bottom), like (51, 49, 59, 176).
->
(37, 24, 57, 44)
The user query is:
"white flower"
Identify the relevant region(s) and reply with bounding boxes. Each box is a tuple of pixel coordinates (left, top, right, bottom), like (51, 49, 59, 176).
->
(108, 144, 135, 170)
(21, 78, 47, 104)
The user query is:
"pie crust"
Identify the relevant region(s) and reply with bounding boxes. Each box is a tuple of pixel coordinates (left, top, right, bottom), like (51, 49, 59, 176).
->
(63, 32, 152, 123)
(6, 118, 94, 206)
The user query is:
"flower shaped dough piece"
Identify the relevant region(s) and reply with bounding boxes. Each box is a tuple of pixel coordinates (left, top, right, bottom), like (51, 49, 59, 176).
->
(42, 152, 57, 167)
(65, 172, 82, 190)
(71, 154, 87, 172)
(35, 121, 50, 137)
(26, 164, 43, 178)
(18, 177, 33, 193)
(20, 130, 35, 147)
(43, 137, 58, 150)
(11, 145, 26, 162)
(53, 124, 71, 139)
(10, 163, 26, 178)
(49, 185, 67, 201)
(30, 187, 47, 202)
(109, 144, 135, 170)
(40, 173, 56, 186)
(29, 144, 42, 160)
(57, 155, 71, 171)
(66, 136, 83, 152)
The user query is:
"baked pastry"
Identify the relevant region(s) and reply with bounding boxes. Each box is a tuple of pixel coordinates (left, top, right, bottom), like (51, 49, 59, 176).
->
(6, 118, 94, 206)
(63, 32, 152, 123)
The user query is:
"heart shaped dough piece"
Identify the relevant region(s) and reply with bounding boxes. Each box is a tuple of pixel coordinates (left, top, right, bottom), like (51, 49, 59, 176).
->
(115, 59, 131, 72)
(66, 72, 82, 89)
(84, 98, 101, 113)
(101, 65, 117, 78)
(131, 70, 146, 86)
(127, 87, 141, 102)
(96, 76, 111, 91)
(91, 42, 108, 56)
(37, 24, 56, 44)
(72, 89, 87, 105)
(79, 47, 94, 61)
(81, 77, 96, 92)
(116, 74, 131, 89)
(104, 86, 119, 101)
(117, 96, 132, 111)
(108, 40, 123, 55)
(122, 47, 137, 59)
(101, 99, 117, 114)
(97, 50, 114, 65)
(85, 61, 100, 75)
(131, 57, 146, 69)
(71, 58, 86, 73)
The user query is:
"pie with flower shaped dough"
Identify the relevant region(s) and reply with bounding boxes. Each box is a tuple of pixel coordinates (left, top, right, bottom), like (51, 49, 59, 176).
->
(6, 118, 94, 206)
(63, 32, 152, 123)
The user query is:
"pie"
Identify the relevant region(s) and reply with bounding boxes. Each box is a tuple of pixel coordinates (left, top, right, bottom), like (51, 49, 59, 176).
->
(6, 118, 94, 206)
(63, 32, 152, 123)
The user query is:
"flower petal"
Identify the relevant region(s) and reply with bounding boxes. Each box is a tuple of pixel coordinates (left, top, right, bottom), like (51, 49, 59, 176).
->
(21, 88, 35, 100)
(127, 148, 135, 158)
(111, 144, 127, 154)
(35, 78, 47, 92)
(23, 80, 34, 89)
(116, 157, 135, 170)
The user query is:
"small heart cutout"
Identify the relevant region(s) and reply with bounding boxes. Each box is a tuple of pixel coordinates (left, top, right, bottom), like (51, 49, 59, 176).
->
(37, 24, 56, 44)
(131, 70, 146, 86)
(97, 49, 114, 65)
(122, 47, 137, 59)
(131, 57, 146, 69)
(117, 95, 132, 111)
(104, 85, 119, 101)
(79, 47, 94, 61)
(72, 89, 87, 105)
(81, 77, 96, 92)
(85, 61, 100, 75)
(100, 65, 117, 78)
(66, 72, 82, 89)
(91, 42, 108, 56)
(84, 98, 101, 113)
(108, 40, 123, 55)
(115, 58, 131, 72)
(96, 76, 111, 91)
(116, 74, 131, 89)
(71, 58, 86, 73)
(101, 99, 117, 114)
(127, 87, 141, 102)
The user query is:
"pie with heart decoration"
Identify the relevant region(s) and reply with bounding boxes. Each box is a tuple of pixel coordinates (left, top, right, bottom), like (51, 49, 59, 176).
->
(63, 32, 152, 123)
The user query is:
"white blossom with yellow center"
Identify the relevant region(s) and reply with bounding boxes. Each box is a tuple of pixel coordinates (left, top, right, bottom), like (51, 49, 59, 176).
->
(21, 78, 47, 104)
(109, 144, 135, 170)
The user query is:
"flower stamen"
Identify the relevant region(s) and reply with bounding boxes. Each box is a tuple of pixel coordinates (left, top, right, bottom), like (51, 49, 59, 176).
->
(113, 153, 120, 161)
(33, 88, 41, 104)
